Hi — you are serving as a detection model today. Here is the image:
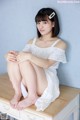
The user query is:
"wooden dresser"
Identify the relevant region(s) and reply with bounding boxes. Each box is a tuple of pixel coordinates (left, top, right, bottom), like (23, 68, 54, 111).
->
(0, 74, 80, 120)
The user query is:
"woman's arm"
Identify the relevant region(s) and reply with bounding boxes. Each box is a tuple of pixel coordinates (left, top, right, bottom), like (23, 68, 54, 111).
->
(29, 40, 67, 68)
(17, 39, 67, 68)
(17, 52, 56, 68)
(30, 54, 56, 68)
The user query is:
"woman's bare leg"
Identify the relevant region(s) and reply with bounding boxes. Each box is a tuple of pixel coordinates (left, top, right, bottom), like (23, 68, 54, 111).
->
(16, 61, 38, 110)
(7, 62, 22, 108)
(17, 61, 47, 110)
(31, 62, 48, 96)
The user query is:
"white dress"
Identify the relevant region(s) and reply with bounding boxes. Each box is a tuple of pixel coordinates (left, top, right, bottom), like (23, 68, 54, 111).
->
(21, 38, 67, 111)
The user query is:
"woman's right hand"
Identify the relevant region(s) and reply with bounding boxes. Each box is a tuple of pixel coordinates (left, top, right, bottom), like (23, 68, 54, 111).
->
(5, 50, 18, 62)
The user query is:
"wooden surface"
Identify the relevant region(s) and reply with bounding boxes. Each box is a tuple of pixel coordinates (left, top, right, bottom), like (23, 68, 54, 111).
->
(0, 73, 80, 118)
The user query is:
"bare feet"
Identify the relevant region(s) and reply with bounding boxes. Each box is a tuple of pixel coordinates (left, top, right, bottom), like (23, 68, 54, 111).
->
(10, 93, 22, 109)
(16, 95, 38, 110)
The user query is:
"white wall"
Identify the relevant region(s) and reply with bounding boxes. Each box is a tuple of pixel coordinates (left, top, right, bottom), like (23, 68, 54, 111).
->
(0, 0, 80, 89)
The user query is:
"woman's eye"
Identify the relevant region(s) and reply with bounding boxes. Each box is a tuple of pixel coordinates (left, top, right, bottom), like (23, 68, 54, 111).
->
(36, 22, 40, 24)
(43, 21, 47, 24)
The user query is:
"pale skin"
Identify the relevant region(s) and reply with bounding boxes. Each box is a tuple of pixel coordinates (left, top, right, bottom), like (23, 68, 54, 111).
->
(5, 18, 67, 110)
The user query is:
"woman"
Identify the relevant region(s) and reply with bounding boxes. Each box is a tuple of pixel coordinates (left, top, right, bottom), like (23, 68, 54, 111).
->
(5, 8, 67, 111)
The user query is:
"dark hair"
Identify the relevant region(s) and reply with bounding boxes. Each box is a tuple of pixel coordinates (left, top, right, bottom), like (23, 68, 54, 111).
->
(35, 8, 60, 37)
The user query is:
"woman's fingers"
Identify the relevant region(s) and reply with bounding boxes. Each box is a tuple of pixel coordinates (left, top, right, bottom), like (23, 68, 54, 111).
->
(9, 50, 19, 56)
(17, 52, 28, 62)
(6, 51, 17, 62)
(5, 51, 30, 62)
(7, 56, 17, 62)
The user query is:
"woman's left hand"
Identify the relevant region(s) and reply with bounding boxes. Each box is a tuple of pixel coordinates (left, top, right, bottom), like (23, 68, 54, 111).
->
(17, 52, 31, 63)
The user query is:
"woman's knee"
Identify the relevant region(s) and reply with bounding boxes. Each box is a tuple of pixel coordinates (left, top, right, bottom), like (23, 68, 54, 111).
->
(18, 60, 31, 69)
(19, 61, 36, 77)
(7, 62, 19, 72)
(7, 62, 18, 67)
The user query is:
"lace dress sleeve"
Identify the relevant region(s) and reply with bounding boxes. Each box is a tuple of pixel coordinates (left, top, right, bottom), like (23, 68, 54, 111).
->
(48, 47, 67, 63)
(22, 44, 31, 52)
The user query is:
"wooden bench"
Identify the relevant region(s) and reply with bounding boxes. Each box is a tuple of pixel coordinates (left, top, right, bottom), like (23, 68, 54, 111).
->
(0, 74, 80, 120)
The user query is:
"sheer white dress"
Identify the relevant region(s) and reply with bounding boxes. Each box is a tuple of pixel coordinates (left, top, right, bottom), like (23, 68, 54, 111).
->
(21, 38, 67, 111)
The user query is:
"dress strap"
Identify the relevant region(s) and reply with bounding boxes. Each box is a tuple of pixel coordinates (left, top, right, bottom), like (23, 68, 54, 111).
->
(51, 39, 60, 47)
(32, 38, 36, 45)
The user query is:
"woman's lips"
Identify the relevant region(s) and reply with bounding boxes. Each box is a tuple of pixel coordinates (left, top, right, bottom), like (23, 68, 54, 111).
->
(40, 30, 45, 32)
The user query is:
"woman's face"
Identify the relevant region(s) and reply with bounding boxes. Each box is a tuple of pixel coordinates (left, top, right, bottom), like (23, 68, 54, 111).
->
(36, 18, 54, 36)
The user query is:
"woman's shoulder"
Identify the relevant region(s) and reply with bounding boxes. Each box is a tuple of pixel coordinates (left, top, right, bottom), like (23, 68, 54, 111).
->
(27, 38, 35, 44)
(55, 38, 67, 50)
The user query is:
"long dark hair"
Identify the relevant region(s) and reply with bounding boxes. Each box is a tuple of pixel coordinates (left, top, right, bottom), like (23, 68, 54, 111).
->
(35, 8, 60, 37)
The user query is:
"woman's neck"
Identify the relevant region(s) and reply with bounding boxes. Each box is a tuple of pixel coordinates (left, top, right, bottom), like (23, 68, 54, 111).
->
(40, 35, 57, 42)
(40, 31, 57, 41)
(40, 35, 50, 41)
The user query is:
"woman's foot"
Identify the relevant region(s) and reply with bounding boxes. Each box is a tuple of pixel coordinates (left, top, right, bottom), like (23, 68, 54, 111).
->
(10, 93, 22, 109)
(16, 95, 38, 110)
